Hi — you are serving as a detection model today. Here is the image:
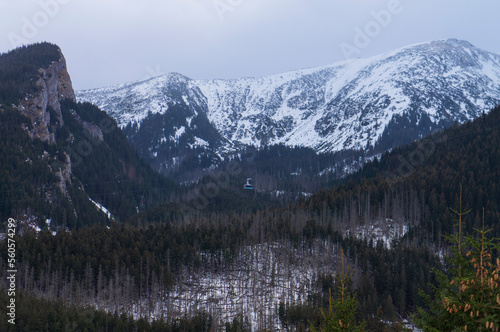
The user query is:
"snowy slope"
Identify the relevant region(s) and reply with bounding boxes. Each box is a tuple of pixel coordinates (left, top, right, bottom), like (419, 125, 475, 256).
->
(79, 73, 202, 127)
(77, 39, 500, 156)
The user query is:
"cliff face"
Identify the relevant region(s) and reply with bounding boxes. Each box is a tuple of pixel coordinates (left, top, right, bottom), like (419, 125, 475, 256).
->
(17, 50, 76, 143)
(14, 48, 77, 196)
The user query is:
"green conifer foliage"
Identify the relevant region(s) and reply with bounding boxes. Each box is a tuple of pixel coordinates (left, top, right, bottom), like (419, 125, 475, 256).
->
(311, 250, 366, 332)
(416, 190, 500, 331)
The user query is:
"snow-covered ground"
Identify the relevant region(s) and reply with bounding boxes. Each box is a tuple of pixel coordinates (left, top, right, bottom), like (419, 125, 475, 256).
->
(346, 218, 409, 249)
(85, 239, 343, 330)
(162, 241, 340, 329)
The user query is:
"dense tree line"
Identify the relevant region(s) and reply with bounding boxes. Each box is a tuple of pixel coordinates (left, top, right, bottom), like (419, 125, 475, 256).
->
(304, 106, 500, 243)
(182, 144, 366, 202)
(0, 290, 216, 331)
(1, 212, 441, 328)
(0, 42, 61, 104)
(370, 111, 450, 155)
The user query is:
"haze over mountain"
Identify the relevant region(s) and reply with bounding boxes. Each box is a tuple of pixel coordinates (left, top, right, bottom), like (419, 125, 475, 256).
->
(77, 39, 500, 176)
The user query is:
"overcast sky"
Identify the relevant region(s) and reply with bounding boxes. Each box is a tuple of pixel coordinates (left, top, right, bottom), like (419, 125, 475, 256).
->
(1, 0, 499, 90)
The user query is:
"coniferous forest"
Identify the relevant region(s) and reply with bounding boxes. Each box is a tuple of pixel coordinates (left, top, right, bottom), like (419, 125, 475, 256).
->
(1, 43, 500, 331)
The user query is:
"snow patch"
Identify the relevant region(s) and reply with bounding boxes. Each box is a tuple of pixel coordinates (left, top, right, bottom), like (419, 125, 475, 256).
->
(345, 218, 409, 249)
(89, 197, 114, 220)
(189, 136, 209, 148)
(174, 126, 185, 139)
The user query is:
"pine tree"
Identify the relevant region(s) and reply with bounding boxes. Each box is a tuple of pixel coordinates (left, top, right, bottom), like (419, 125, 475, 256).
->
(416, 192, 500, 331)
(310, 250, 366, 332)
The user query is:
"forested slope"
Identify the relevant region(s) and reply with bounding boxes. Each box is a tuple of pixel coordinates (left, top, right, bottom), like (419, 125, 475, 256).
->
(304, 105, 500, 242)
(0, 43, 177, 229)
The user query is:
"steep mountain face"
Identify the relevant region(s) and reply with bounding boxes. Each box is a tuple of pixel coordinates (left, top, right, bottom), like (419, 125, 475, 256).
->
(16, 50, 75, 143)
(80, 73, 229, 176)
(0, 43, 175, 230)
(0, 43, 75, 144)
(77, 39, 500, 170)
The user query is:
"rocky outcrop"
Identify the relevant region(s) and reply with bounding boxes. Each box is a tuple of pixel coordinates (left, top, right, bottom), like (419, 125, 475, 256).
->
(16, 49, 76, 143)
(71, 109, 104, 142)
(55, 152, 72, 196)
(14, 47, 77, 197)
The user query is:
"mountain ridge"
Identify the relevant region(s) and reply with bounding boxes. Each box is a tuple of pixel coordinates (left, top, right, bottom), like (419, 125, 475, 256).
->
(76, 39, 500, 176)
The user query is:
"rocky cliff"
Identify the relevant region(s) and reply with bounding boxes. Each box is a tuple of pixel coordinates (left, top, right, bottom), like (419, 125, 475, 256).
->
(17, 49, 76, 143)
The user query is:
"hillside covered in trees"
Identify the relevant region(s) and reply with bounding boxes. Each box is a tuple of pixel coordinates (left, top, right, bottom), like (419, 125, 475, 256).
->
(0, 43, 179, 230)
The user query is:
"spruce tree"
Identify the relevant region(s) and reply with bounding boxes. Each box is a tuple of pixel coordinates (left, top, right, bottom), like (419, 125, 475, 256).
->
(416, 191, 500, 331)
(310, 250, 366, 332)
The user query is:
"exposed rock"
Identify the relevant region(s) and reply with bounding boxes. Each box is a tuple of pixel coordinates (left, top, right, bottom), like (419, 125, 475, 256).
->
(13, 47, 77, 196)
(68, 107, 104, 142)
(56, 152, 72, 196)
(82, 121, 104, 141)
(16, 49, 76, 143)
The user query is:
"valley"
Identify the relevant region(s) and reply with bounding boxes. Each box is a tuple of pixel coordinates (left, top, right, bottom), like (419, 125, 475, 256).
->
(1, 40, 500, 331)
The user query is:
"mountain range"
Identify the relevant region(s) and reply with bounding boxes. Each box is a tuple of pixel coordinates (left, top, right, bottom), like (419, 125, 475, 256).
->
(77, 39, 500, 176)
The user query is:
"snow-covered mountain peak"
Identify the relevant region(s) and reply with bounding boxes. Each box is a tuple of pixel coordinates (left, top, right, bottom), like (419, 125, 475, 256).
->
(77, 39, 500, 163)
